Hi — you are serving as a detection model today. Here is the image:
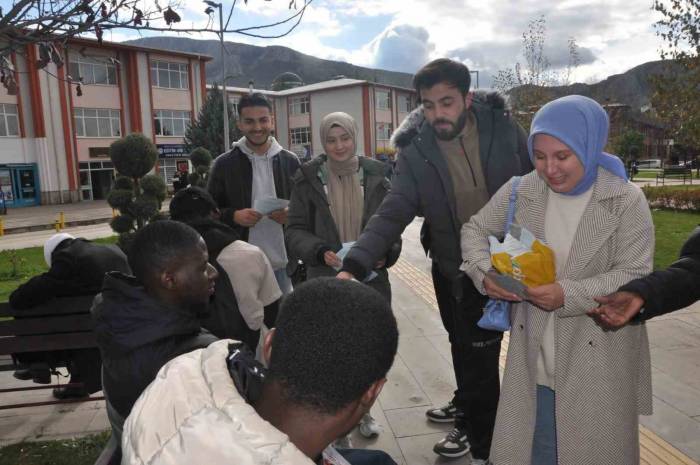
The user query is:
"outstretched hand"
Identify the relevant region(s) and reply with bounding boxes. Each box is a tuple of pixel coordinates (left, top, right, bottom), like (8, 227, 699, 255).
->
(587, 291, 645, 330)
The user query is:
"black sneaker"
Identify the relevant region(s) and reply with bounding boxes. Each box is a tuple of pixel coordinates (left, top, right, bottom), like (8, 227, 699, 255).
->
(426, 400, 461, 423)
(53, 385, 89, 400)
(13, 369, 33, 381)
(433, 427, 471, 458)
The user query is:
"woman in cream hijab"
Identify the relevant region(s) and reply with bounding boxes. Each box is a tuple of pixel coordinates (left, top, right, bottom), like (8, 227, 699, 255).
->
(286, 112, 401, 441)
(286, 112, 400, 303)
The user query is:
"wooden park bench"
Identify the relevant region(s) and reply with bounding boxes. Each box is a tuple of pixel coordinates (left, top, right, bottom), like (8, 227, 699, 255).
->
(656, 167, 693, 185)
(0, 295, 103, 410)
(0, 295, 121, 464)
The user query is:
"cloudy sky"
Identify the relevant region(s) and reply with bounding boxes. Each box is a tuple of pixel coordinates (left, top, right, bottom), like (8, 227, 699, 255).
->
(12, 0, 667, 88)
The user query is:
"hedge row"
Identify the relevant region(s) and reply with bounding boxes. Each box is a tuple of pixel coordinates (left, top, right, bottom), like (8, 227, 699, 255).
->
(642, 186, 700, 212)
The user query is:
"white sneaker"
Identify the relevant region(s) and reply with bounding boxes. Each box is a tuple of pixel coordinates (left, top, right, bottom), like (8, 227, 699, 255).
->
(333, 435, 353, 449)
(358, 413, 382, 438)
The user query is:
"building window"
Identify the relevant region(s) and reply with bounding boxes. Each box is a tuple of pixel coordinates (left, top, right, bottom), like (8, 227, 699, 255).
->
(376, 90, 391, 110)
(376, 122, 393, 141)
(74, 108, 121, 137)
(0, 104, 20, 137)
(229, 95, 240, 117)
(290, 126, 311, 146)
(289, 96, 310, 115)
(154, 110, 191, 136)
(397, 94, 412, 113)
(69, 58, 117, 85)
(150, 61, 189, 89)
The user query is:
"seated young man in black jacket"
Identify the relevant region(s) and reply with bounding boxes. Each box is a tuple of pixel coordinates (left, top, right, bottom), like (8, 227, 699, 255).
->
(589, 226, 700, 328)
(10, 233, 130, 399)
(92, 220, 218, 421)
(169, 187, 282, 351)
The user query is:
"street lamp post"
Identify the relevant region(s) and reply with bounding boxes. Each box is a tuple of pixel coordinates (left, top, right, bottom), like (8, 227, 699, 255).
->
(204, 1, 229, 153)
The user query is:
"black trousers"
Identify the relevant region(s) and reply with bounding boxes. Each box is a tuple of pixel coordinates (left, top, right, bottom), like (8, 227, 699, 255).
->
(432, 263, 502, 460)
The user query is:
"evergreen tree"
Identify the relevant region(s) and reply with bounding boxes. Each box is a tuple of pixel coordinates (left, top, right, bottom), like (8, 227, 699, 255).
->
(188, 147, 213, 187)
(185, 84, 238, 157)
(107, 133, 166, 249)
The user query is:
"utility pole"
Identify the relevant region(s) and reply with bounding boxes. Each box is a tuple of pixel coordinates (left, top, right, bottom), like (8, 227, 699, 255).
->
(204, 1, 229, 152)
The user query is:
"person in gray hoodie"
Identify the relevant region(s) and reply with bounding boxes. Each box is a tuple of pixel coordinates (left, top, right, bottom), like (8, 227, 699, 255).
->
(207, 92, 300, 296)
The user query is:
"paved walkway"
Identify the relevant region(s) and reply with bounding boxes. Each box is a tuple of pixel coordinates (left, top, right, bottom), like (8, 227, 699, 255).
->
(0, 219, 698, 465)
(0, 199, 170, 235)
(0, 177, 695, 236)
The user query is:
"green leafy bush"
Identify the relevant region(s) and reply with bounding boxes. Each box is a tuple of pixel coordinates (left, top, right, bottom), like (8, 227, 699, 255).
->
(642, 186, 700, 212)
(107, 134, 166, 244)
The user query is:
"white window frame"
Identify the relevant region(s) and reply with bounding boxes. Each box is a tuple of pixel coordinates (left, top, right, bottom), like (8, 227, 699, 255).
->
(290, 126, 311, 146)
(150, 61, 189, 90)
(376, 90, 391, 110)
(376, 122, 392, 141)
(74, 108, 121, 138)
(154, 110, 191, 137)
(229, 95, 241, 117)
(0, 104, 20, 137)
(289, 96, 310, 115)
(397, 94, 412, 113)
(69, 58, 117, 86)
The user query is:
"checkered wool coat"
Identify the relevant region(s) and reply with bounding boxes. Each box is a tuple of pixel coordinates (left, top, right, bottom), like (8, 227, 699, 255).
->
(460, 168, 654, 465)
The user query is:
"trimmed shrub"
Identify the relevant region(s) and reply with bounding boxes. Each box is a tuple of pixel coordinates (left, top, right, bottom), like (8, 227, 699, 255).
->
(642, 186, 700, 212)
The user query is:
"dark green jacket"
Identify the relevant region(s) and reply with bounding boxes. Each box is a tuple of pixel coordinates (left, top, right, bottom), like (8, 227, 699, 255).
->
(286, 155, 401, 301)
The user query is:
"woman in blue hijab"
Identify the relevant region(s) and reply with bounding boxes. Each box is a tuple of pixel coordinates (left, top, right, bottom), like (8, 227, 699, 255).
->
(460, 95, 654, 465)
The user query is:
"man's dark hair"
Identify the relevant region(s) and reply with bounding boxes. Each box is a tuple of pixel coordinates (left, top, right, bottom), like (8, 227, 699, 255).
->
(238, 92, 272, 117)
(413, 58, 471, 99)
(268, 278, 398, 415)
(169, 186, 218, 223)
(128, 220, 202, 285)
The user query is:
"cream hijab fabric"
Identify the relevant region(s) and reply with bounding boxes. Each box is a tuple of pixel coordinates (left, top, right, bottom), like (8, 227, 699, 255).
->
(320, 112, 363, 243)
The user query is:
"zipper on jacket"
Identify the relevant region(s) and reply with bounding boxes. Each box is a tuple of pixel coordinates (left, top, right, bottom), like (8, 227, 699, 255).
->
(458, 135, 478, 186)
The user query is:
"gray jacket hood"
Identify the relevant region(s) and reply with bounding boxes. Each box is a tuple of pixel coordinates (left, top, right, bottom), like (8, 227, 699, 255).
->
(390, 90, 511, 149)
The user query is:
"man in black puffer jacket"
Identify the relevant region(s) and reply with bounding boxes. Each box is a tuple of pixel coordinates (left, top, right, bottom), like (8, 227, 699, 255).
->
(589, 226, 700, 328)
(10, 233, 130, 399)
(339, 59, 531, 462)
(92, 220, 218, 420)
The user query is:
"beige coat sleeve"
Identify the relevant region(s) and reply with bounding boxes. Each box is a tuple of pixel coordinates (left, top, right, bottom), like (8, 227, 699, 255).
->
(216, 241, 282, 331)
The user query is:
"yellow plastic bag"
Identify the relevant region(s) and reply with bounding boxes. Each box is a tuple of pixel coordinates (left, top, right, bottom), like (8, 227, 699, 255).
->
(489, 224, 555, 289)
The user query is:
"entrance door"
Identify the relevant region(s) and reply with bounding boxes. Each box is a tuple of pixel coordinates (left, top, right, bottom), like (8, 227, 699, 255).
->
(12, 165, 39, 207)
(90, 169, 114, 200)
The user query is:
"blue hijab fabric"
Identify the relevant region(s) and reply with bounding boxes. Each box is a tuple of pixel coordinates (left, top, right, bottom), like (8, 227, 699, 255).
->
(527, 95, 628, 196)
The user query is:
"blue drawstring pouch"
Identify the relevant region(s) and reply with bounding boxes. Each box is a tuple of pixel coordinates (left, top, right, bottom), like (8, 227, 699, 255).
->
(477, 176, 521, 332)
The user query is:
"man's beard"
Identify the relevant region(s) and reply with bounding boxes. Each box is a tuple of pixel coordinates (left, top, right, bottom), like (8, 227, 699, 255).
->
(431, 109, 468, 141)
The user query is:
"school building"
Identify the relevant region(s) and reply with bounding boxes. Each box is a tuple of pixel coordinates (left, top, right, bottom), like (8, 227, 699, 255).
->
(219, 77, 417, 160)
(0, 37, 210, 208)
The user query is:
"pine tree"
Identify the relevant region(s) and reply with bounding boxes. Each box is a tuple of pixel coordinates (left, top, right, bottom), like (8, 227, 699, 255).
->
(184, 84, 238, 157)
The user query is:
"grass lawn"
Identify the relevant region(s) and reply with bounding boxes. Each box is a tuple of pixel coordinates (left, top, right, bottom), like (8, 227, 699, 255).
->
(0, 236, 118, 303)
(651, 209, 699, 270)
(0, 431, 110, 465)
(634, 169, 700, 180)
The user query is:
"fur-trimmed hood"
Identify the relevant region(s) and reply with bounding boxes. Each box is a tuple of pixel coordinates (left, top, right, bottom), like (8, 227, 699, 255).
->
(390, 90, 510, 149)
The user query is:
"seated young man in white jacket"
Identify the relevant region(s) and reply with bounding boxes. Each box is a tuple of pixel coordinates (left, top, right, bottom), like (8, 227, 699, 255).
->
(121, 278, 399, 465)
